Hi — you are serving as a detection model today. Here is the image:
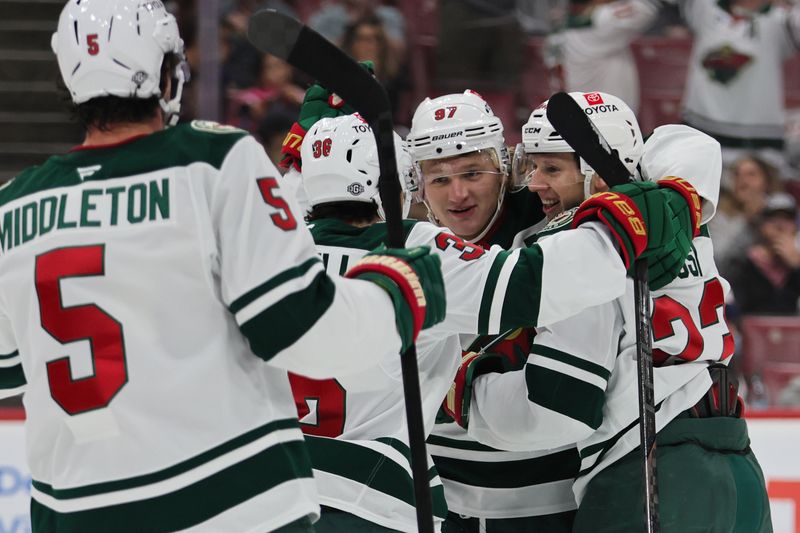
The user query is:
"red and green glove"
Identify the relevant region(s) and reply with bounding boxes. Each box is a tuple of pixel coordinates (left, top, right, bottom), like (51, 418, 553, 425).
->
(279, 61, 375, 171)
(571, 178, 702, 290)
(443, 350, 514, 428)
(345, 245, 445, 353)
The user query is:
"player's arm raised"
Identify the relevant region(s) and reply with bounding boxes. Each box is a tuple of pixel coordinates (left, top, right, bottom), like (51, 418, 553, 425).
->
(208, 135, 443, 378)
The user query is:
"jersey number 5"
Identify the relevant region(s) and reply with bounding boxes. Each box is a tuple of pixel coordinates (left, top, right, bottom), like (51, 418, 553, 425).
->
(288, 373, 346, 437)
(35, 245, 128, 415)
(257, 177, 297, 231)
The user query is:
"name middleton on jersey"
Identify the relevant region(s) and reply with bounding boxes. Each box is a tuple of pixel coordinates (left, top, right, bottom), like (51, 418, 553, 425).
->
(0, 177, 170, 253)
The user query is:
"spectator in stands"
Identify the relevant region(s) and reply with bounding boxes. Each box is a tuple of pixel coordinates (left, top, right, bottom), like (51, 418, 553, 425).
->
(711, 153, 782, 274)
(341, 15, 408, 116)
(257, 107, 296, 171)
(226, 53, 304, 132)
(677, 0, 800, 176)
(546, 0, 659, 113)
(726, 192, 800, 315)
(308, 0, 406, 53)
(435, 0, 524, 90)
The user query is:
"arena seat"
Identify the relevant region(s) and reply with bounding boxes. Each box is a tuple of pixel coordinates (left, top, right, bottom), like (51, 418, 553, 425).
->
(740, 315, 800, 377)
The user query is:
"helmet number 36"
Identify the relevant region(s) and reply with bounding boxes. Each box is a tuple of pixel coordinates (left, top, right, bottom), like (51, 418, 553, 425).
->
(312, 138, 332, 158)
(86, 34, 99, 56)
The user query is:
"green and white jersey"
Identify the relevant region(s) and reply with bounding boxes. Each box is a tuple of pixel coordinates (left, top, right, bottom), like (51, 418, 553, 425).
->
(300, 213, 627, 531)
(550, 0, 659, 113)
(468, 231, 734, 503)
(680, 0, 800, 146)
(428, 206, 582, 520)
(0, 121, 411, 532)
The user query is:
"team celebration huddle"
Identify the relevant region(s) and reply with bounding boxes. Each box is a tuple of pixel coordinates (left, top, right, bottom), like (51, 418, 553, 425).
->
(0, 0, 774, 532)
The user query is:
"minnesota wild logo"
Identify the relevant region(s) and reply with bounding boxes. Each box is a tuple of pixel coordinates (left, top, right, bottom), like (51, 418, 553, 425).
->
(701, 45, 752, 84)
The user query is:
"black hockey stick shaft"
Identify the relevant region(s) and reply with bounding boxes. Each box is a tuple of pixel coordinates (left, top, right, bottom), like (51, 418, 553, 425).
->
(247, 11, 434, 533)
(546, 92, 660, 533)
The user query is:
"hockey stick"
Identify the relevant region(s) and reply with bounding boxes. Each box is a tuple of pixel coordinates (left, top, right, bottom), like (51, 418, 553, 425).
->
(546, 92, 660, 533)
(247, 10, 435, 533)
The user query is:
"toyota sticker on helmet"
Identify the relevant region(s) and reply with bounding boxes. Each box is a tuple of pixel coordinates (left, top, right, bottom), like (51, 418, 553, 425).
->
(583, 92, 604, 106)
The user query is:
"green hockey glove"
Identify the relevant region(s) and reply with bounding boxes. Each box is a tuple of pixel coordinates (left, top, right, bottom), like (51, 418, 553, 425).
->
(279, 61, 375, 171)
(345, 245, 445, 353)
(443, 350, 510, 428)
(571, 180, 701, 289)
(644, 177, 702, 289)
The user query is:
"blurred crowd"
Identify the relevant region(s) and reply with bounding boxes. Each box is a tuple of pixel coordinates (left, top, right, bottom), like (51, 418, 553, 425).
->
(168, 0, 800, 408)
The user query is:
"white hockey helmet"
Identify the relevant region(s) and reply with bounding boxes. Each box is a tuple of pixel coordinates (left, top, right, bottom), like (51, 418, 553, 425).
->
(301, 114, 415, 219)
(407, 90, 510, 174)
(52, 0, 185, 123)
(513, 91, 643, 198)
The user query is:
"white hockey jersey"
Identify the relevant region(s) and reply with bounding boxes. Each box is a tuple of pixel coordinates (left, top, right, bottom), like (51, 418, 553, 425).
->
(467, 124, 732, 504)
(680, 0, 800, 145)
(551, 0, 659, 113)
(0, 121, 420, 532)
(296, 214, 630, 532)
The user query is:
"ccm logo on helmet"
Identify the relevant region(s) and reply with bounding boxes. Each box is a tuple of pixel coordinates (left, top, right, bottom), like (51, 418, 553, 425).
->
(583, 92, 604, 105)
(524, 127, 541, 134)
(431, 131, 463, 141)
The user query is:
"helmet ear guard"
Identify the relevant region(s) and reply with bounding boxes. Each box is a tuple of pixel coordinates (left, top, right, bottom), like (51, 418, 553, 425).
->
(301, 114, 414, 219)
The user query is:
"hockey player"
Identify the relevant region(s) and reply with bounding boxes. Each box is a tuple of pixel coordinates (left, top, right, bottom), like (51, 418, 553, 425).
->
(295, 113, 698, 532)
(0, 1, 450, 532)
(450, 92, 772, 532)
(406, 90, 579, 532)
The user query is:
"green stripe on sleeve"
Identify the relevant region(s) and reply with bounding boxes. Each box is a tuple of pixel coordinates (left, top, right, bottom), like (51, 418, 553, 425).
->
(229, 257, 320, 314)
(0, 350, 19, 360)
(525, 364, 605, 429)
(307, 436, 447, 518)
(0, 364, 25, 389)
(240, 270, 335, 362)
(498, 245, 544, 330)
(532, 345, 611, 381)
(478, 251, 511, 333)
(432, 447, 580, 489)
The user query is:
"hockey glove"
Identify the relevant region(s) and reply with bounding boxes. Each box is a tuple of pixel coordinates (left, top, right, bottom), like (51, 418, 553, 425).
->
(443, 351, 510, 428)
(345, 245, 445, 353)
(279, 61, 375, 171)
(646, 176, 703, 289)
(572, 181, 700, 290)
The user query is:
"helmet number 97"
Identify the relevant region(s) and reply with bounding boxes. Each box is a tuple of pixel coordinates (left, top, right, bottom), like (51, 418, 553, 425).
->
(312, 138, 332, 158)
(434, 106, 457, 121)
(86, 34, 99, 56)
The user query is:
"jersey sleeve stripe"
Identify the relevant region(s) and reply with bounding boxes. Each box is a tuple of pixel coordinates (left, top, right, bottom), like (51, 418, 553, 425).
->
(0, 363, 25, 391)
(0, 349, 19, 360)
(229, 257, 321, 317)
(531, 344, 611, 381)
(498, 247, 544, 330)
(239, 270, 335, 362)
(431, 447, 579, 488)
(478, 250, 511, 333)
(487, 249, 522, 334)
(0, 353, 21, 368)
(525, 365, 605, 429)
(305, 435, 448, 519)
